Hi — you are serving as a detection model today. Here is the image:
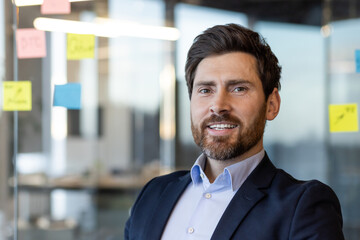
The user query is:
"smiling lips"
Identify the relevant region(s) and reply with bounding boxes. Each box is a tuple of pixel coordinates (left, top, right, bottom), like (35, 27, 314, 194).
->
(208, 123, 238, 130)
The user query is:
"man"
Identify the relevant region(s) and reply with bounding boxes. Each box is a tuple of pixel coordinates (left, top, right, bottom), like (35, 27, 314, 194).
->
(125, 24, 344, 240)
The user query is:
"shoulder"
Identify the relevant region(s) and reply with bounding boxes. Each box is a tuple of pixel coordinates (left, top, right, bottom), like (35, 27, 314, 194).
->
(269, 169, 344, 239)
(251, 154, 334, 195)
(253, 153, 339, 200)
(267, 167, 340, 207)
(127, 170, 189, 215)
(273, 168, 338, 198)
(134, 170, 190, 201)
(258, 156, 341, 211)
(151, 170, 190, 182)
(283, 177, 344, 239)
(125, 170, 189, 239)
(144, 170, 190, 189)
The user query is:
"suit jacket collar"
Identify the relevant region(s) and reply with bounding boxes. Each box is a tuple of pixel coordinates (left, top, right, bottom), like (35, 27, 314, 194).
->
(211, 153, 277, 240)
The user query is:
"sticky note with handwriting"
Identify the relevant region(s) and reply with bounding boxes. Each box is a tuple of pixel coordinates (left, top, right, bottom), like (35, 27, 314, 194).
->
(2, 81, 32, 111)
(67, 33, 95, 60)
(355, 50, 360, 73)
(16, 29, 46, 59)
(329, 103, 358, 132)
(41, 0, 71, 15)
(53, 83, 81, 109)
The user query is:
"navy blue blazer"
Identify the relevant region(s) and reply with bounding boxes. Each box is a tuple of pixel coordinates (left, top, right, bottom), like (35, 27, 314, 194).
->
(125, 154, 344, 240)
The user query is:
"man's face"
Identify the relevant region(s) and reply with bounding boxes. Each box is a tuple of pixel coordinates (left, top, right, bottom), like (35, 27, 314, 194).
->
(190, 52, 269, 161)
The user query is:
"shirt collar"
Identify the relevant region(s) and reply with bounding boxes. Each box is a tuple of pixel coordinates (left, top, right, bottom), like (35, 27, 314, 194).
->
(190, 154, 207, 185)
(190, 149, 265, 192)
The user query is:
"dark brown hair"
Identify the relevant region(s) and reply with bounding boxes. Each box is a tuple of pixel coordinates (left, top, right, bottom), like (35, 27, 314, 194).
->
(185, 23, 281, 99)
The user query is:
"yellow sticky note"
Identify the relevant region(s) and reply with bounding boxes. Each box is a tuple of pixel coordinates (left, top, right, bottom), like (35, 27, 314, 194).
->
(329, 103, 358, 132)
(2, 81, 32, 111)
(67, 33, 95, 60)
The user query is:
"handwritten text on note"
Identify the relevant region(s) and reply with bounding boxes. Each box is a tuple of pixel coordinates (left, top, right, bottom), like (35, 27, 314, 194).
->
(16, 29, 46, 59)
(2, 81, 32, 111)
(329, 103, 358, 132)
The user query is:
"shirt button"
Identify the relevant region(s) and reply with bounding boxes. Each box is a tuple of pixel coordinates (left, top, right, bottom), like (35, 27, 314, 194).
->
(200, 173, 205, 179)
(188, 227, 194, 234)
(205, 193, 212, 199)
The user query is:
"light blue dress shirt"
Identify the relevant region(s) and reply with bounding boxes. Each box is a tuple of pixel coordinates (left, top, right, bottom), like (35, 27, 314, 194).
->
(161, 150, 265, 240)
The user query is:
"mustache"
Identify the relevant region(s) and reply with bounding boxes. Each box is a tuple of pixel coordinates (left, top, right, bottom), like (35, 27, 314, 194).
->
(201, 114, 242, 129)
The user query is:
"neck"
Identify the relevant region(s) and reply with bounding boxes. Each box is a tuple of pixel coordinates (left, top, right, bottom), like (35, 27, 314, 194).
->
(204, 158, 234, 183)
(204, 144, 263, 183)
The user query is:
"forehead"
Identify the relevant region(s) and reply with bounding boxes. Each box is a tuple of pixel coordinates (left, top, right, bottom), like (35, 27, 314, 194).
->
(194, 52, 260, 84)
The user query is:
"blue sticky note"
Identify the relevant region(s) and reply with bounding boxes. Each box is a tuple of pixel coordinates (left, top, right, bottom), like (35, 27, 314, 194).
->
(53, 83, 81, 109)
(355, 50, 360, 73)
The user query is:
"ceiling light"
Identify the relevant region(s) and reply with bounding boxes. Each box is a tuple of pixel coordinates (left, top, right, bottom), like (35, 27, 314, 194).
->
(33, 17, 180, 41)
(15, 0, 92, 7)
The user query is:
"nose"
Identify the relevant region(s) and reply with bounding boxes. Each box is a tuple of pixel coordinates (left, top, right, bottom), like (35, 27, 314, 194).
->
(210, 91, 231, 115)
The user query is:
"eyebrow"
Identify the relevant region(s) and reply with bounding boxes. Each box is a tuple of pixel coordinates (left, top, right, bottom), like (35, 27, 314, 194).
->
(226, 79, 252, 86)
(193, 80, 216, 88)
(194, 79, 252, 88)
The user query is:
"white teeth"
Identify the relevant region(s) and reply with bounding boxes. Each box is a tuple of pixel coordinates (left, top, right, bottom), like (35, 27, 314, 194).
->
(209, 124, 237, 130)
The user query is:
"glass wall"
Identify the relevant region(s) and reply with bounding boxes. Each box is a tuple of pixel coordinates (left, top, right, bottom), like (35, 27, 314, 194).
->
(327, 18, 360, 239)
(255, 22, 327, 182)
(0, 0, 359, 239)
(1, 0, 168, 239)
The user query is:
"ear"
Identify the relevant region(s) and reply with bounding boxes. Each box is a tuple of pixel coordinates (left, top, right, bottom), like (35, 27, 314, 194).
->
(266, 88, 281, 121)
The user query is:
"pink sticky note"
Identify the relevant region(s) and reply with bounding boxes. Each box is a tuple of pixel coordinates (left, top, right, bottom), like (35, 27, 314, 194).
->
(41, 0, 71, 15)
(16, 29, 46, 59)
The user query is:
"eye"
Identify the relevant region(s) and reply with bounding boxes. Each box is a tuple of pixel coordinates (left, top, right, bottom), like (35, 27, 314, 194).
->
(199, 88, 211, 94)
(233, 87, 246, 92)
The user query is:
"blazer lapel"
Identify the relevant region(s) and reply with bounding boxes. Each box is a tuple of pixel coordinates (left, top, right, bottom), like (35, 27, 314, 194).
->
(145, 173, 191, 240)
(211, 154, 277, 240)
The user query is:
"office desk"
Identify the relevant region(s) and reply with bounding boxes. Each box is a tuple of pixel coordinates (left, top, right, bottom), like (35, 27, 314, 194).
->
(10, 172, 160, 240)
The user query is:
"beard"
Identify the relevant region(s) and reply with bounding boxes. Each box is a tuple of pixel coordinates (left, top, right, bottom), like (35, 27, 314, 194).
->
(191, 104, 267, 161)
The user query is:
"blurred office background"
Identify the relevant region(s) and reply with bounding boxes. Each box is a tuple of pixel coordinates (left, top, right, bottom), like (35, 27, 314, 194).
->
(0, 0, 359, 239)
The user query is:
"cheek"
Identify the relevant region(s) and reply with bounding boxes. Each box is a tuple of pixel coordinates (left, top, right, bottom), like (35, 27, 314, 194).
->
(242, 103, 266, 125)
(234, 104, 258, 124)
(190, 101, 208, 125)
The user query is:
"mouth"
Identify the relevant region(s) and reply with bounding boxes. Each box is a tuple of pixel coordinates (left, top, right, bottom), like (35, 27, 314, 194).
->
(207, 123, 238, 130)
